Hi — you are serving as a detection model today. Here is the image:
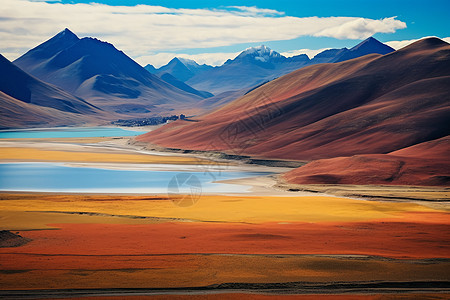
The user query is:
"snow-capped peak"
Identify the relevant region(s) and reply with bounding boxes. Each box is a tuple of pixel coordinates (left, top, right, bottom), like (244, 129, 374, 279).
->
(237, 45, 282, 62)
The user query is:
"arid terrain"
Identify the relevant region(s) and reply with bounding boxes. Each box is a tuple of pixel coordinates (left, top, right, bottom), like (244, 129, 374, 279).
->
(0, 134, 449, 299)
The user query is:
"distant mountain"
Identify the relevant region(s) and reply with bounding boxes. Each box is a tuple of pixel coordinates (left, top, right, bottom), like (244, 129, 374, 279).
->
(159, 72, 213, 98)
(136, 37, 450, 186)
(144, 63, 157, 74)
(148, 57, 213, 82)
(185, 45, 310, 94)
(178, 57, 213, 75)
(14, 29, 202, 116)
(155, 58, 196, 82)
(0, 53, 106, 128)
(229, 45, 285, 65)
(183, 38, 394, 95)
(311, 37, 395, 64)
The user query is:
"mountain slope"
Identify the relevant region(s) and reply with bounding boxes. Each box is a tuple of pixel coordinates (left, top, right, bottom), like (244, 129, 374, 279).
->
(0, 53, 100, 114)
(283, 136, 450, 186)
(0, 54, 105, 128)
(137, 37, 450, 161)
(14, 29, 202, 115)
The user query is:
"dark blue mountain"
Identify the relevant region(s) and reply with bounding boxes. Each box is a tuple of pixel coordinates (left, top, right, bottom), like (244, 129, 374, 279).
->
(335, 37, 395, 62)
(311, 37, 395, 64)
(14, 29, 202, 115)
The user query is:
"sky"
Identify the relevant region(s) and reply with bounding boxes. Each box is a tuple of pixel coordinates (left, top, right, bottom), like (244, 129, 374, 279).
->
(1, 0, 449, 67)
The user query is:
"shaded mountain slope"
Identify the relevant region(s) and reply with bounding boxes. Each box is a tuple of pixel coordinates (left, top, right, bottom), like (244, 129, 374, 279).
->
(137, 38, 450, 163)
(0, 53, 108, 128)
(0, 54, 99, 114)
(0, 91, 101, 129)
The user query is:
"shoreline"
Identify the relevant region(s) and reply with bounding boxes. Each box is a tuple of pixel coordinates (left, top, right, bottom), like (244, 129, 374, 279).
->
(129, 139, 307, 168)
(1, 135, 449, 203)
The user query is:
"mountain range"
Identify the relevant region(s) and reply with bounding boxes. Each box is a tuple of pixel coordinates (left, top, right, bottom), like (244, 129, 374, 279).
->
(136, 37, 450, 186)
(148, 37, 395, 95)
(13, 29, 203, 116)
(146, 57, 213, 82)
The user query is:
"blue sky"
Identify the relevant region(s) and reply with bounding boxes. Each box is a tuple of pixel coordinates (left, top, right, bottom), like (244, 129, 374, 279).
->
(1, 0, 449, 66)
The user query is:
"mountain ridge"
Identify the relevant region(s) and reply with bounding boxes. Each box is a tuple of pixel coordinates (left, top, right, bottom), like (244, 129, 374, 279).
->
(183, 37, 395, 94)
(145, 37, 394, 95)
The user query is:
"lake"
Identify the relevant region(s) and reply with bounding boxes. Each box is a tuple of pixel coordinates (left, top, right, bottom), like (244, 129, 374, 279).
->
(0, 127, 145, 139)
(0, 162, 270, 193)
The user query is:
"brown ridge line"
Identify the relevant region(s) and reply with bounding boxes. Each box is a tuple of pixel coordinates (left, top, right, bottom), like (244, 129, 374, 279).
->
(1, 252, 449, 262)
(25, 210, 254, 225)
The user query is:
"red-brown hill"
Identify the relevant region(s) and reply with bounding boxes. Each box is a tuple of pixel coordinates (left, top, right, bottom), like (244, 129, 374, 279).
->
(137, 37, 450, 162)
(282, 136, 449, 186)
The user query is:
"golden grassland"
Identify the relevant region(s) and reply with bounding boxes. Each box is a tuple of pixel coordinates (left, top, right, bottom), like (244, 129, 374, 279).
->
(0, 193, 444, 230)
(0, 147, 217, 164)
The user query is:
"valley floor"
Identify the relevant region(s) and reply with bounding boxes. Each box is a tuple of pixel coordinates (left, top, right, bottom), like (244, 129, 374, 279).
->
(0, 134, 449, 299)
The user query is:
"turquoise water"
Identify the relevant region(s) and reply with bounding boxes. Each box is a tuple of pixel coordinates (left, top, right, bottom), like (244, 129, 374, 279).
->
(0, 163, 270, 193)
(0, 127, 144, 139)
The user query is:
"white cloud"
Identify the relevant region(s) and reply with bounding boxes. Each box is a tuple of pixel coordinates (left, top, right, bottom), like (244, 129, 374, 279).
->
(386, 36, 450, 50)
(313, 17, 405, 40)
(282, 48, 331, 59)
(1, 0, 406, 62)
(227, 6, 285, 16)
